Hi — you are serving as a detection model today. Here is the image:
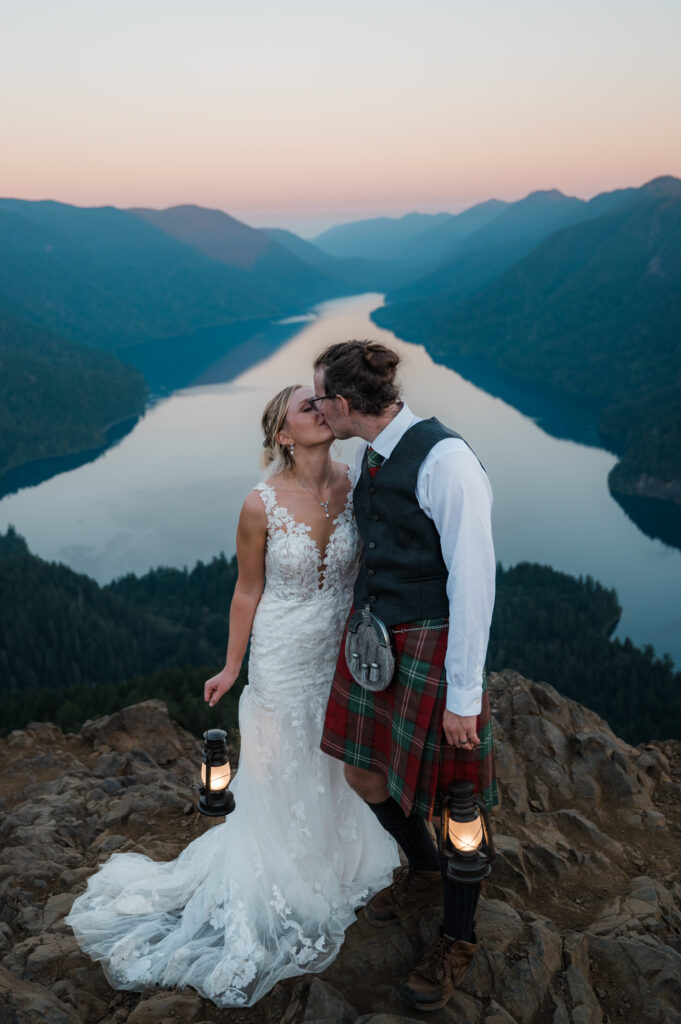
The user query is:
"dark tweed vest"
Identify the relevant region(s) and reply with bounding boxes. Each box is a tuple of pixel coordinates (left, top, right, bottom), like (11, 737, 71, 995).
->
(353, 418, 478, 625)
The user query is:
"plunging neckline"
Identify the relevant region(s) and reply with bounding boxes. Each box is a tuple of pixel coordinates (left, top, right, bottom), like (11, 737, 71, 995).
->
(257, 470, 354, 589)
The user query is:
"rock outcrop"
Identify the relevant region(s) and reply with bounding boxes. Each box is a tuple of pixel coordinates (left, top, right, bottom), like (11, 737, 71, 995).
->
(1, 676, 680, 1023)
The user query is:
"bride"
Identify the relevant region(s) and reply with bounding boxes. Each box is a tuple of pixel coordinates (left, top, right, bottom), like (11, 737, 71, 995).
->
(66, 384, 399, 1007)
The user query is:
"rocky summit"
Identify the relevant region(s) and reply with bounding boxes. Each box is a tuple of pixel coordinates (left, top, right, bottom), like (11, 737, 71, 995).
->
(1, 672, 680, 1024)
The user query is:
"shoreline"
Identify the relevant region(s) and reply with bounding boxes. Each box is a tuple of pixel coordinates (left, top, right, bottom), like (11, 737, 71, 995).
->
(0, 413, 143, 500)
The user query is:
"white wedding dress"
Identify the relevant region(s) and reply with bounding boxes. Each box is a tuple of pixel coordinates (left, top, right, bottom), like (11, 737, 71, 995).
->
(66, 476, 399, 1007)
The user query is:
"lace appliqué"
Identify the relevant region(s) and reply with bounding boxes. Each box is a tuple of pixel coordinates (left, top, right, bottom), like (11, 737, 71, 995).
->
(204, 880, 266, 1004)
(269, 885, 329, 967)
(254, 471, 360, 602)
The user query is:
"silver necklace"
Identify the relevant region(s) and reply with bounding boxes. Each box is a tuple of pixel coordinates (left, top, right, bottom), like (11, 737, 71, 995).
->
(295, 474, 333, 518)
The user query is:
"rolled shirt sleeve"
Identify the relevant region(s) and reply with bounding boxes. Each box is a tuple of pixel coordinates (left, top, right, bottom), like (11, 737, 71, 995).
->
(416, 439, 495, 717)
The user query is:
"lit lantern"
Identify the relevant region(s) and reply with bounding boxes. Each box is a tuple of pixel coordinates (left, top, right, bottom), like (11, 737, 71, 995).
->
(198, 729, 236, 817)
(440, 780, 495, 883)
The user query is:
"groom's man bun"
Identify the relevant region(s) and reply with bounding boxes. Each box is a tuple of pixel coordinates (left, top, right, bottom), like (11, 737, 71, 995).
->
(314, 340, 401, 416)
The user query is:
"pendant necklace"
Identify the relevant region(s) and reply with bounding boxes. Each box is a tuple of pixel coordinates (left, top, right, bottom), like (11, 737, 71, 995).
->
(296, 474, 332, 518)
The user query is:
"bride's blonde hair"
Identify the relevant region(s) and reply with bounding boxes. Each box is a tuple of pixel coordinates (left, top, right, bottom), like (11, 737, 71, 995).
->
(261, 384, 303, 471)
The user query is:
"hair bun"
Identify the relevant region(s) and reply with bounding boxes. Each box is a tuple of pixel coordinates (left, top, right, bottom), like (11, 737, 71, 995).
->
(314, 340, 401, 416)
(363, 342, 400, 375)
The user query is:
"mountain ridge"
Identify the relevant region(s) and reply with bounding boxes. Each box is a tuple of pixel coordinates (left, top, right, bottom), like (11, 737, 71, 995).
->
(374, 185, 681, 515)
(129, 203, 343, 308)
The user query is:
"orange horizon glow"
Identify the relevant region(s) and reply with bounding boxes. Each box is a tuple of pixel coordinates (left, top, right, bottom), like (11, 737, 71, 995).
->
(2, 0, 680, 234)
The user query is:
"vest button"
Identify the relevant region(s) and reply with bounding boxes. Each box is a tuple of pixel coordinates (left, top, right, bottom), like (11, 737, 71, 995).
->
(372, 514, 380, 522)
(367, 568, 376, 576)
(368, 541, 376, 549)
(369, 594, 377, 602)
(368, 486, 376, 494)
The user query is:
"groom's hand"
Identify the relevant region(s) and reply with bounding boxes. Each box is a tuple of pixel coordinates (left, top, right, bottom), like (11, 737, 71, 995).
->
(443, 710, 480, 749)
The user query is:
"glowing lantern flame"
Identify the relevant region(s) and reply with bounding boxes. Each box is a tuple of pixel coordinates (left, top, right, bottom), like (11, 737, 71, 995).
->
(201, 761, 231, 792)
(447, 814, 484, 854)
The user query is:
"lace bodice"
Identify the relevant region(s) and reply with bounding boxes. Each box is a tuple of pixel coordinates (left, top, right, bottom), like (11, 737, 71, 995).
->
(254, 474, 361, 602)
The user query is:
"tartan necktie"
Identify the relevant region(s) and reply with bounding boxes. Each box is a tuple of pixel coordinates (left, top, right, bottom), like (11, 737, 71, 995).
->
(366, 446, 385, 477)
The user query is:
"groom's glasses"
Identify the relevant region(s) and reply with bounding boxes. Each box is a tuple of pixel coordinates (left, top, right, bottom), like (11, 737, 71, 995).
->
(308, 394, 337, 409)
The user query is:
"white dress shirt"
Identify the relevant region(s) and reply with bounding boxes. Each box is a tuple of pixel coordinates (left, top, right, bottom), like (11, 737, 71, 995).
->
(353, 403, 495, 717)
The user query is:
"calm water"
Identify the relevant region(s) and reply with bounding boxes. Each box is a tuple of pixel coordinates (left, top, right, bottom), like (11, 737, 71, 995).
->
(2, 293, 680, 666)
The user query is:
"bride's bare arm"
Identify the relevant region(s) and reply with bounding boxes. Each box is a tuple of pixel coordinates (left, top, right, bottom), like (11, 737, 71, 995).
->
(204, 492, 267, 706)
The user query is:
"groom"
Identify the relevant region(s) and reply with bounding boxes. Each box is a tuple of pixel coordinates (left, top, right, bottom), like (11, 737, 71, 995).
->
(312, 339, 498, 1012)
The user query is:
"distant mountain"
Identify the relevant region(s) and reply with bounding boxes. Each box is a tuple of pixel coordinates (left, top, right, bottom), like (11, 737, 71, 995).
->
(468, 187, 587, 243)
(129, 205, 342, 308)
(375, 186, 681, 507)
(0, 198, 336, 487)
(386, 188, 625, 306)
(0, 308, 147, 487)
(0, 199, 279, 349)
(261, 227, 337, 270)
(388, 198, 508, 265)
(388, 181, 681, 310)
(637, 175, 681, 199)
(262, 226, 418, 292)
(131, 204, 279, 270)
(311, 211, 454, 261)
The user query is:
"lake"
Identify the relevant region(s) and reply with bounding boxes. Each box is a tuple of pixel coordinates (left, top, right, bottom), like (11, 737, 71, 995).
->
(1, 293, 680, 666)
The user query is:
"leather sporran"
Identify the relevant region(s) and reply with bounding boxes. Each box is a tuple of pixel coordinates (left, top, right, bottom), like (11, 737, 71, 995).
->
(344, 606, 396, 692)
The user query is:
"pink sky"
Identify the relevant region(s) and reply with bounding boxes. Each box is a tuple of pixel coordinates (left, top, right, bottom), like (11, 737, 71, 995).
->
(2, 0, 679, 235)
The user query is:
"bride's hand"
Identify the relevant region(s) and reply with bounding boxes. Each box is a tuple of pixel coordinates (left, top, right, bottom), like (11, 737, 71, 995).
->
(204, 668, 238, 707)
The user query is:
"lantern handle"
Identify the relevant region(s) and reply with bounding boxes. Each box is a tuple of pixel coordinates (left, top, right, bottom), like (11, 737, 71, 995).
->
(201, 696, 227, 740)
(473, 796, 496, 864)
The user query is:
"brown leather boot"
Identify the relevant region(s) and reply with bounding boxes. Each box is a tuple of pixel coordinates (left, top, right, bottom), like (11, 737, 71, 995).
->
(398, 933, 478, 1011)
(364, 865, 442, 927)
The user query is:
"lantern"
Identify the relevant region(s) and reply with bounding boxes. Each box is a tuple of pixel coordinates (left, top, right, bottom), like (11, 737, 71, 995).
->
(440, 780, 495, 883)
(198, 729, 236, 817)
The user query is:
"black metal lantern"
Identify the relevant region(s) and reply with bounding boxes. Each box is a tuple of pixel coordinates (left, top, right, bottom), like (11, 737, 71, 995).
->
(440, 780, 495, 883)
(198, 729, 236, 817)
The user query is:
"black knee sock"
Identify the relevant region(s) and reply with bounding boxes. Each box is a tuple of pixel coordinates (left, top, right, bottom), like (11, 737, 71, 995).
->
(366, 796, 440, 871)
(441, 873, 480, 943)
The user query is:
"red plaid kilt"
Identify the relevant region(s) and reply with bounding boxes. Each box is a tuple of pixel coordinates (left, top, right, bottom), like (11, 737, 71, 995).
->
(321, 617, 498, 819)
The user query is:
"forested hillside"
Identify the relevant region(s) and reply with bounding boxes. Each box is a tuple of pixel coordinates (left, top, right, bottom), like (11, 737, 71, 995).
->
(374, 187, 681, 505)
(0, 528, 238, 692)
(0, 197, 358, 486)
(0, 200, 278, 349)
(0, 311, 147, 487)
(1, 529, 678, 745)
(129, 204, 342, 310)
(490, 563, 681, 743)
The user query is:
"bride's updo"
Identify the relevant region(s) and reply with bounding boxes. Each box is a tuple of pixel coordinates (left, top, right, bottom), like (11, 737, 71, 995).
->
(261, 384, 303, 471)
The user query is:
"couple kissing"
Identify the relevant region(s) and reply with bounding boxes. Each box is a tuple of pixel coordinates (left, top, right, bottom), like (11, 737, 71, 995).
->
(67, 339, 498, 1013)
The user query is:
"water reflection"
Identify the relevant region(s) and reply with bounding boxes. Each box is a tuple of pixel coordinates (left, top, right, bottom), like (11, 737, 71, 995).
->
(0, 293, 679, 667)
(118, 317, 306, 397)
(611, 492, 681, 551)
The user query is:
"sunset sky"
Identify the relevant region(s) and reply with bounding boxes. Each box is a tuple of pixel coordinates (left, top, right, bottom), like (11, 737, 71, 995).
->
(2, 0, 680, 235)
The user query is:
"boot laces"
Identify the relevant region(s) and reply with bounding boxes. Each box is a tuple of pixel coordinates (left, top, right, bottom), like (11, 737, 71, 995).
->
(417, 936, 454, 984)
(391, 865, 416, 906)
